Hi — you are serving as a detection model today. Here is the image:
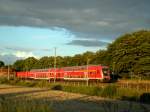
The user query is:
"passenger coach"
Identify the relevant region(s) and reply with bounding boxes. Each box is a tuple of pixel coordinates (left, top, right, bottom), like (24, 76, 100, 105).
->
(16, 65, 110, 81)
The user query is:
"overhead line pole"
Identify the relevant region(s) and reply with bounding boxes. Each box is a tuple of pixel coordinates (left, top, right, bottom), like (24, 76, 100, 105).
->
(86, 58, 89, 86)
(54, 47, 56, 83)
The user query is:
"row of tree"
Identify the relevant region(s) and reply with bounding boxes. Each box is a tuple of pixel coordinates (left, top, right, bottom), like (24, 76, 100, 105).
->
(1, 30, 150, 79)
(13, 51, 108, 71)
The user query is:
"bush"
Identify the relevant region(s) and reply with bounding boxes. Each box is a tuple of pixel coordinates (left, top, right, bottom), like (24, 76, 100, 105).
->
(0, 77, 9, 84)
(36, 80, 49, 88)
(23, 81, 36, 87)
(9, 78, 20, 85)
(101, 85, 117, 98)
(51, 84, 62, 90)
(140, 93, 150, 104)
(91, 86, 102, 96)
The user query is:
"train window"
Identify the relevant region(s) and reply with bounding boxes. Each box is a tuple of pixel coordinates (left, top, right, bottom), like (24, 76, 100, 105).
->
(102, 68, 109, 76)
(93, 71, 96, 75)
(58, 73, 60, 76)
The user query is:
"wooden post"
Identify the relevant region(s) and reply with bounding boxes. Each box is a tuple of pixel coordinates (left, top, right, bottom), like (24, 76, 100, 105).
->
(7, 65, 10, 80)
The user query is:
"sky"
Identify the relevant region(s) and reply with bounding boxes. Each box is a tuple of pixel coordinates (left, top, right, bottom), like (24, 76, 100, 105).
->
(0, 0, 150, 64)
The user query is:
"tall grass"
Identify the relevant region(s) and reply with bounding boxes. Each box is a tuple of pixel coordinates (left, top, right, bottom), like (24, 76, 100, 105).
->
(0, 77, 150, 103)
(0, 96, 53, 112)
(101, 84, 117, 98)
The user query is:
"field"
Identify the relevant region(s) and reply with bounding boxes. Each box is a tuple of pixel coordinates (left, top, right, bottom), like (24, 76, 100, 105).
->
(0, 84, 150, 112)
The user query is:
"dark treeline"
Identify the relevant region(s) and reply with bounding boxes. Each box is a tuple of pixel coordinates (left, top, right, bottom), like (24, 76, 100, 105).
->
(2, 30, 150, 79)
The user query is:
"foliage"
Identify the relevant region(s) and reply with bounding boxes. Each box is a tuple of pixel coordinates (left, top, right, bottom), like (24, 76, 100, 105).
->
(101, 85, 117, 98)
(33, 56, 53, 69)
(107, 30, 150, 78)
(0, 61, 5, 67)
(0, 77, 9, 84)
(13, 59, 24, 71)
(51, 84, 62, 90)
(140, 93, 150, 104)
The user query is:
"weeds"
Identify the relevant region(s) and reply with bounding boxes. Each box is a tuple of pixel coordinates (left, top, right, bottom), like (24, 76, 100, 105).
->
(0, 83, 150, 112)
(0, 95, 53, 112)
(0, 77, 150, 104)
(51, 84, 62, 90)
(101, 101, 150, 112)
(101, 84, 117, 98)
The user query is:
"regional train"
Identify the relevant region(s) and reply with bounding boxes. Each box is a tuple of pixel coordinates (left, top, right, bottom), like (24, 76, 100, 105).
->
(16, 65, 111, 81)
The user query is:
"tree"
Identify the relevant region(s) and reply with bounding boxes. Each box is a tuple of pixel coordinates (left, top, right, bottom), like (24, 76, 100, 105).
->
(107, 30, 150, 78)
(0, 61, 5, 67)
(72, 54, 83, 66)
(13, 60, 24, 71)
(82, 51, 95, 65)
(23, 57, 38, 71)
(34, 56, 52, 69)
(62, 56, 73, 67)
(92, 50, 111, 66)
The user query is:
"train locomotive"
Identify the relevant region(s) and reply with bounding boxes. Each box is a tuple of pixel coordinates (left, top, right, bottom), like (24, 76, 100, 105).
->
(16, 65, 111, 81)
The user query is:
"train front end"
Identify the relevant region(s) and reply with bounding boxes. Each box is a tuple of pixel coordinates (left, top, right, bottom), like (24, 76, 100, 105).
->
(101, 66, 111, 81)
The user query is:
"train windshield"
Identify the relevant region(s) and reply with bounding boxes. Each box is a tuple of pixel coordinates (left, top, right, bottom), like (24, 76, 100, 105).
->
(102, 68, 109, 76)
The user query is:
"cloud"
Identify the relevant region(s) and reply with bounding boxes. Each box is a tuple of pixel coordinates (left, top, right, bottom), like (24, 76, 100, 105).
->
(0, 0, 150, 41)
(0, 54, 22, 65)
(13, 51, 37, 58)
(4, 46, 35, 52)
(0, 46, 52, 64)
(0, 50, 38, 64)
(67, 39, 109, 47)
(3, 46, 52, 52)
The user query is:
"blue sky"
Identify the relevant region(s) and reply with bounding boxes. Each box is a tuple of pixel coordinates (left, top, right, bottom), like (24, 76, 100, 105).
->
(0, 0, 150, 64)
(0, 26, 105, 64)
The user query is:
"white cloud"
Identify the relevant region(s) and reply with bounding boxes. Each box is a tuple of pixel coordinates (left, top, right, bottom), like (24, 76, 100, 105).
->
(0, 51, 37, 58)
(13, 51, 37, 58)
(0, 51, 38, 64)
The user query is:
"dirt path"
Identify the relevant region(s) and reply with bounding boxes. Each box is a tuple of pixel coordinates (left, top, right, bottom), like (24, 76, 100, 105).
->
(0, 85, 149, 112)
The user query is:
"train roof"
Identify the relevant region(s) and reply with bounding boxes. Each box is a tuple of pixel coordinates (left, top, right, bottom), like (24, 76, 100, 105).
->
(30, 65, 109, 72)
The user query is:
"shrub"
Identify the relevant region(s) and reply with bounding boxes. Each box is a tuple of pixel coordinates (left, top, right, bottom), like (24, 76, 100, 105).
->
(101, 85, 117, 98)
(9, 78, 20, 85)
(140, 93, 150, 104)
(51, 84, 62, 90)
(0, 77, 9, 84)
(36, 80, 49, 88)
(91, 86, 102, 96)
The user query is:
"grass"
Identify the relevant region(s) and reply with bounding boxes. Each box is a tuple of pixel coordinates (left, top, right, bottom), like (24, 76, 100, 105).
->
(0, 96, 53, 112)
(0, 77, 150, 104)
(0, 84, 150, 112)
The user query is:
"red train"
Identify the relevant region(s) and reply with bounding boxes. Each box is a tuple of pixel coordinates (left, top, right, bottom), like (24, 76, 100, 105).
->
(16, 65, 111, 81)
